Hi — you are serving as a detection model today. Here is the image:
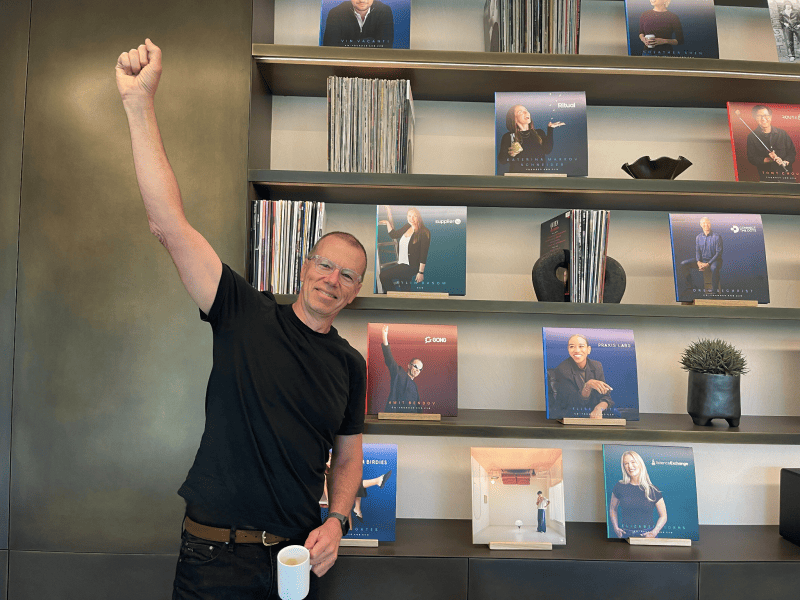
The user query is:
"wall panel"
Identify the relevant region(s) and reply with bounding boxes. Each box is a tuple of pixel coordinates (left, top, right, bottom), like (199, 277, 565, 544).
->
(11, 0, 252, 553)
(0, 0, 32, 552)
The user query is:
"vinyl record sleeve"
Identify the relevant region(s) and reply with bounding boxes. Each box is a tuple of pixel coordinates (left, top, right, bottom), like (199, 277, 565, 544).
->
(602, 444, 699, 541)
(367, 323, 458, 415)
(624, 0, 719, 58)
(471, 447, 566, 545)
(668, 213, 770, 303)
(542, 327, 640, 421)
(321, 443, 397, 542)
(374, 205, 467, 295)
(727, 102, 800, 183)
(767, 0, 800, 63)
(319, 0, 411, 49)
(495, 92, 587, 176)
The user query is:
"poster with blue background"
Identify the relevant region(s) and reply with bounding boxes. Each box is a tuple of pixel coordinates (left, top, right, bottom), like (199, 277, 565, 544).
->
(319, 0, 411, 49)
(495, 92, 588, 177)
(375, 205, 467, 295)
(625, 0, 719, 58)
(543, 328, 640, 421)
(669, 213, 770, 303)
(603, 444, 699, 541)
(321, 444, 397, 542)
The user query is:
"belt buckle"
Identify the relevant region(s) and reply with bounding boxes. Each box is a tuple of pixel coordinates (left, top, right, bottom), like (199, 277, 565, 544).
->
(262, 531, 279, 547)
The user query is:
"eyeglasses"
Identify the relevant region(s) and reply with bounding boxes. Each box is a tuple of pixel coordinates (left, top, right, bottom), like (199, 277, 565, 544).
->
(410, 363, 422, 371)
(307, 255, 363, 287)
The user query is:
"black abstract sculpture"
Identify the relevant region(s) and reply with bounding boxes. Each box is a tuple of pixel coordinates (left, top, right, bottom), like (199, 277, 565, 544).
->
(532, 249, 626, 303)
(621, 155, 692, 180)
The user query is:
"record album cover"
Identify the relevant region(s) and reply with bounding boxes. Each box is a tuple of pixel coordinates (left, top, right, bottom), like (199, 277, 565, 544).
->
(602, 444, 699, 541)
(321, 443, 397, 542)
(727, 102, 800, 183)
(542, 328, 640, 421)
(319, 0, 411, 49)
(624, 0, 719, 58)
(669, 213, 770, 303)
(767, 0, 800, 63)
(471, 447, 566, 546)
(367, 323, 458, 415)
(495, 92, 588, 177)
(374, 205, 467, 295)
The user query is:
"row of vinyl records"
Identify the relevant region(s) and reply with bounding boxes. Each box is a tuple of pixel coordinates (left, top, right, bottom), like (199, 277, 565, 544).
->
(327, 442, 702, 546)
(250, 201, 770, 305)
(316, 0, 799, 64)
(320, 72, 800, 183)
(327, 76, 414, 174)
(485, 0, 581, 54)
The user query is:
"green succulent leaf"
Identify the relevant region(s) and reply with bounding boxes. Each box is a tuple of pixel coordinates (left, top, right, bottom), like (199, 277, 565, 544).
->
(679, 338, 748, 376)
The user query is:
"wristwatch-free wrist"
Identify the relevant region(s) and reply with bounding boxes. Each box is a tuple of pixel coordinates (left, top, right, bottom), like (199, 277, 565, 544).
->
(327, 512, 350, 536)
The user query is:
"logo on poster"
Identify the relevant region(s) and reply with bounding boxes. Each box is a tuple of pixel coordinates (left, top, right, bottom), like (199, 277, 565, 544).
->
(424, 336, 447, 343)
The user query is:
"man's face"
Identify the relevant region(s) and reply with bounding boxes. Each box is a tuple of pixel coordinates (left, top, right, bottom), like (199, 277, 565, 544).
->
(351, 0, 374, 15)
(754, 109, 772, 132)
(701, 219, 711, 235)
(567, 335, 590, 367)
(298, 237, 365, 322)
(407, 360, 423, 380)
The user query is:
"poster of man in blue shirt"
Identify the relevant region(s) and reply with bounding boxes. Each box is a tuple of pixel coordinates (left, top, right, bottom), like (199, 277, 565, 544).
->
(679, 217, 723, 295)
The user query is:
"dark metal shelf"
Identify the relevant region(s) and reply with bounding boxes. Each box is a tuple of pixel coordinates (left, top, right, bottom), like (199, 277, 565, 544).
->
(340, 519, 800, 562)
(274, 294, 799, 321)
(251, 171, 800, 215)
(253, 44, 800, 108)
(362, 409, 800, 445)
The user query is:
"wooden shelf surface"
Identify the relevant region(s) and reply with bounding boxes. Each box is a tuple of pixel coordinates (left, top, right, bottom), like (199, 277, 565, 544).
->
(253, 44, 800, 108)
(274, 294, 800, 322)
(251, 171, 800, 215)
(340, 519, 800, 562)
(362, 409, 800, 445)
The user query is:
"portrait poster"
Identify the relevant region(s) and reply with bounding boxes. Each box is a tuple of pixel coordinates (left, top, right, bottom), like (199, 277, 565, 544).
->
(668, 213, 770, 303)
(624, 0, 719, 58)
(367, 323, 458, 415)
(727, 102, 800, 183)
(321, 443, 397, 542)
(602, 444, 699, 541)
(374, 205, 467, 295)
(471, 447, 566, 546)
(495, 92, 588, 177)
(767, 0, 800, 63)
(542, 328, 640, 421)
(319, 0, 411, 49)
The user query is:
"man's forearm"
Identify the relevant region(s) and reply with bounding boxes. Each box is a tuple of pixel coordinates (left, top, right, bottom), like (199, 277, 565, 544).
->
(327, 443, 363, 518)
(124, 99, 188, 247)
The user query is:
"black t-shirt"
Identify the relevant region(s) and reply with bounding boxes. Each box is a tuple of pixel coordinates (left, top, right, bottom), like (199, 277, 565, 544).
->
(178, 264, 366, 539)
(612, 481, 663, 530)
(382, 343, 420, 411)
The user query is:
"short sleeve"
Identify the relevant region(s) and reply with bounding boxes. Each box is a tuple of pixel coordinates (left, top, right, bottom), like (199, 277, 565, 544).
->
(200, 263, 275, 327)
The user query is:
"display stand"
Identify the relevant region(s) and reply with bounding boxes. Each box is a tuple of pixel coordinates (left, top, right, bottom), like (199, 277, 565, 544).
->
(489, 541, 553, 550)
(681, 299, 758, 307)
(627, 537, 692, 547)
(560, 418, 626, 426)
(386, 291, 449, 299)
(340, 539, 379, 548)
(378, 412, 442, 421)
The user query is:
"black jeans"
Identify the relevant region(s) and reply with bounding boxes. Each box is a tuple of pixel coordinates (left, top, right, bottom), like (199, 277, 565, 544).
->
(172, 530, 320, 600)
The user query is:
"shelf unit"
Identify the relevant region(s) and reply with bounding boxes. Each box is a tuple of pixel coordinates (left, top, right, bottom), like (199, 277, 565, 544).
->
(251, 3, 800, 596)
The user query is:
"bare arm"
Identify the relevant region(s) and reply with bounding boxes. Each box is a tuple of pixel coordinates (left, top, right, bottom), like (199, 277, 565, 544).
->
(644, 498, 668, 538)
(609, 493, 624, 538)
(116, 39, 221, 314)
(304, 434, 363, 576)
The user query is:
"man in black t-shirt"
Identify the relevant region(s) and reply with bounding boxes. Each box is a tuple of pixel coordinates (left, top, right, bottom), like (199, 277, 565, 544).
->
(746, 105, 797, 182)
(117, 39, 367, 599)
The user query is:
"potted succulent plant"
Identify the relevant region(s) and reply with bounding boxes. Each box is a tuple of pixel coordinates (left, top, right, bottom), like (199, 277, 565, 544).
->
(679, 338, 747, 427)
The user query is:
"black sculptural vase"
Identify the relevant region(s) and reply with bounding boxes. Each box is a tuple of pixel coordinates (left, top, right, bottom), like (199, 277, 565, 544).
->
(531, 249, 626, 303)
(621, 156, 692, 180)
(686, 371, 741, 427)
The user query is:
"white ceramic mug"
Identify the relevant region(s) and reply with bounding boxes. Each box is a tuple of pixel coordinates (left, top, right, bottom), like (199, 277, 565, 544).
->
(277, 545, 311, 600)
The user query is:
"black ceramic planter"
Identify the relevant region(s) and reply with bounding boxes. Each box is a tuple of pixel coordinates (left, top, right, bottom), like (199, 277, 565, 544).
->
(687, 371, 741, 427)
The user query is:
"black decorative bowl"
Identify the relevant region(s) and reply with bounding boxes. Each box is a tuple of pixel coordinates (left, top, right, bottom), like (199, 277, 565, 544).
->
(621, 155, 692, 180)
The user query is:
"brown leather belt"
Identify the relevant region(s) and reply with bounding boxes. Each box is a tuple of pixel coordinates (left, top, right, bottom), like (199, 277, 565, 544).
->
(183, 515, 288, 546)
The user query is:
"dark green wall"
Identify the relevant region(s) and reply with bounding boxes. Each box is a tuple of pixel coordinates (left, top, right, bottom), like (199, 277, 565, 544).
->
(9, 0, 252, 576)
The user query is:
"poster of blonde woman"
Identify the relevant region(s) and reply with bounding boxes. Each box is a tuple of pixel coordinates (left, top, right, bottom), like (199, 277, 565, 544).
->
(603, 444, 699, 541)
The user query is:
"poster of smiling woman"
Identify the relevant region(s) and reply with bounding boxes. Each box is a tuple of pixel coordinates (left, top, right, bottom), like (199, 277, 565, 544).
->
(542, 328, 640, 421)
(624, 0, 719, 58)
(603, 444, 699, 541)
